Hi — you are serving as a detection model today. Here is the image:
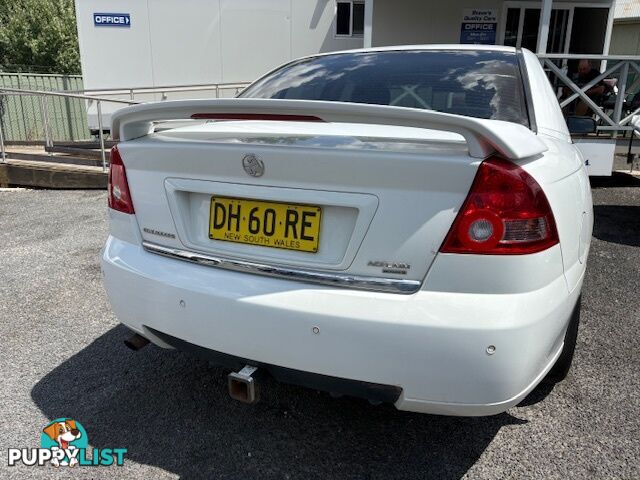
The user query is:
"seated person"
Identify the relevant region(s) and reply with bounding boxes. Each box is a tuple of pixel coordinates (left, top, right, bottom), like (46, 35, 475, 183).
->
(569, 60, 608, 116)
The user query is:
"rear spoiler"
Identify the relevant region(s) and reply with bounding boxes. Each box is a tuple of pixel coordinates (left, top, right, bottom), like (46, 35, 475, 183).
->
(111, 99, 547, 159)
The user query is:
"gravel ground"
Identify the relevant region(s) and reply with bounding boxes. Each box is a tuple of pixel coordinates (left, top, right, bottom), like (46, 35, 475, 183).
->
(0, 177, 638, 479)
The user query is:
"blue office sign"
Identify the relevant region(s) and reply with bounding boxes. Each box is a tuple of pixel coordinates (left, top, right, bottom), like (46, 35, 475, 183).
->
(460, 9, 496, 45)
(460, 23, 496, 44)
(93, 13, 131, 27)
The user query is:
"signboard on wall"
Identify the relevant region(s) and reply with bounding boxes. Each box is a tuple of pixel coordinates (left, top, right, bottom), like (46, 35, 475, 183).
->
(460, 9, 497, 44)
(93, 13, 131, 27)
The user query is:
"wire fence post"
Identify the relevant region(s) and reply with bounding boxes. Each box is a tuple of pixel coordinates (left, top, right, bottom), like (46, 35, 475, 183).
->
(40, 95, 52, 155)
(0, 95, 6, 163)
(96, 100, 107, 172)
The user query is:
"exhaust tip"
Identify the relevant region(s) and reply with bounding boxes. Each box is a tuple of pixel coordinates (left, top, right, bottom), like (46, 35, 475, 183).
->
(228, 365, 259, 404)
(124, 333, 150, 351)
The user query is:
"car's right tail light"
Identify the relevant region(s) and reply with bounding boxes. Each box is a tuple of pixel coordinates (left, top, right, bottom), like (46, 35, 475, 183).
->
(440, 156, 558, 255)
(107, 145, 135, 214)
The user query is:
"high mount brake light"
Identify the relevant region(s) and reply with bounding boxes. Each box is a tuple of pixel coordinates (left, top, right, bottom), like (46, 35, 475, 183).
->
(190, 113, 324, 122)
(107, 145, 135, 214)
(440, 157, 559, 255)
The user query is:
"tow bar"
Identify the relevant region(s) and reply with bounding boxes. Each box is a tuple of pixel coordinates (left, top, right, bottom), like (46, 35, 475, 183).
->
(124, 333, 150, 351)
(228, 365, 260, 404)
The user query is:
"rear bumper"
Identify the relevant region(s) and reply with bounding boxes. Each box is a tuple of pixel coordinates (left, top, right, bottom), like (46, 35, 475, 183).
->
(147, 326, 403, 404)
(102, 234, 580, 416)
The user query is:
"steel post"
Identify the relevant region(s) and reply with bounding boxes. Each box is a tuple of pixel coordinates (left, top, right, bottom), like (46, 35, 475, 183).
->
(0, 95, 6, 163)
(40, 96, 52, 155)
(97, 100, 107, 172)
(613, 62, 630, 129)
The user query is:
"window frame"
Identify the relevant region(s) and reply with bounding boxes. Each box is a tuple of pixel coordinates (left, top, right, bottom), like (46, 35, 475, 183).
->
(335, 0, 365, 38)
(498, 1, 612, 54)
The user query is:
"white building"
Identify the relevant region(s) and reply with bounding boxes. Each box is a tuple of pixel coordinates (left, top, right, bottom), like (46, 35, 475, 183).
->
(611, 0, 640, 54)
(75, 0, 617, 89)
(370, 1, 615, 55)
(74, 0, 618, 130)
(74, 0, 363, 90)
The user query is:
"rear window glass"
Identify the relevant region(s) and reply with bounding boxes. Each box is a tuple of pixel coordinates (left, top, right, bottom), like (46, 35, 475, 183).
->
(240, 50, 529, 127)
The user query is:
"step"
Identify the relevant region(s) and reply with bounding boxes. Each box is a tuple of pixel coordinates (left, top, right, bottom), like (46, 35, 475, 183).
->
(5, 151, 105, 167)
(0, 159, 107, 189)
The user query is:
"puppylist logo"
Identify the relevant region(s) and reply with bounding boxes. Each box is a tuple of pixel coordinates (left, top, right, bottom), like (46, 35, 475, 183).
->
(8, 418, 127, 467)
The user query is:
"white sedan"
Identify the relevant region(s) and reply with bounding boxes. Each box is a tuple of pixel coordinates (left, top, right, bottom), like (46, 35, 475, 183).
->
(102, 45, 593, 416)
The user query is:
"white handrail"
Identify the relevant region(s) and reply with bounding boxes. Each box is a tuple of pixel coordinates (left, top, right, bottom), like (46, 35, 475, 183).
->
(538, 54, 640, 61)
(64, 82, 251, 97)
(0, 87, 139, 171)
(0, 83, 252, 171)
(0, 86, 139, 104)
(539, 56, 640, 131)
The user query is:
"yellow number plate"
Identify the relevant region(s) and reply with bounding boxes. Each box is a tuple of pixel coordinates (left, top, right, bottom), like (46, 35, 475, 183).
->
(209, 196, 322, 253)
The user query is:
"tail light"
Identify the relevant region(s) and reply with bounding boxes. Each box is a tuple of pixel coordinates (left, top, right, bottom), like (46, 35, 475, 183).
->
(440, 157, 558, 255)
(108, 145, 135, 214)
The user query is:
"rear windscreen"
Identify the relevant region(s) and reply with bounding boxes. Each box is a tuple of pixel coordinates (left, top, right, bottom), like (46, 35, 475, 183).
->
(240, 50, 530, 127)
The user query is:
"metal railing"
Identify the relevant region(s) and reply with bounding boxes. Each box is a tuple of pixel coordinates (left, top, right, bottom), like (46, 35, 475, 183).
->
(79, 82, 250, 131)
(0, 86, 137, 170)
(0, 72, 87, 142)
(67, 81, 250, 100)
(537, 54, 640, 133)
(0, 81, 250, 171)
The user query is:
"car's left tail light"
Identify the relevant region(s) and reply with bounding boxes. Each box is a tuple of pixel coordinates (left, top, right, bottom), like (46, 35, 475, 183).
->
(108, 145, 135, 214)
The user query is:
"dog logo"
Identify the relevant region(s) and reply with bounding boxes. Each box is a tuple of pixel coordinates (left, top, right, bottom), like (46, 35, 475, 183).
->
(8, 418, 127, 467)
(41, 419, 86, 467)
(242, 153, 264, 177)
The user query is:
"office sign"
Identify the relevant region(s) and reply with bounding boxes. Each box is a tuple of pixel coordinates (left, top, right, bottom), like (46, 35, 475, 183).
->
(460, 9, 496, 44)
(93, 13, 131, 27)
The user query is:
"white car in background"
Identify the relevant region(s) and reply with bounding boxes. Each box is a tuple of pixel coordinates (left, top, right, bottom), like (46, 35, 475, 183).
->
(102, 45, 593, 416)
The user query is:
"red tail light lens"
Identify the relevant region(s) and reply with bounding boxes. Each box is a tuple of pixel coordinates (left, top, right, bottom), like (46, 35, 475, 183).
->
(108, 146, 135, 214)
(440, 157, 558, 255)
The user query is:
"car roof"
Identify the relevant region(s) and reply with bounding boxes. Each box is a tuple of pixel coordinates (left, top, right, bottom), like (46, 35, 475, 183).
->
(299, 44, 519, 62)
(340, 44, 517, 54)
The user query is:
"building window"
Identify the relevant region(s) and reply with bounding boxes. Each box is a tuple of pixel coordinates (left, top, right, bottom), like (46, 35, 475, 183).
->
(503, 8, 520, 47)
(336, 1, 365, 37)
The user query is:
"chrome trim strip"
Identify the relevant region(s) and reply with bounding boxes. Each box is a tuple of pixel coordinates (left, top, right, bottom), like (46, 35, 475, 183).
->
(142, 241, 422, 294)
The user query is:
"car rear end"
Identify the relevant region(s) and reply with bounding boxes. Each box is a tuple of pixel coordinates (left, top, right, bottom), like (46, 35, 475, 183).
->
(102, 47, 589, 415)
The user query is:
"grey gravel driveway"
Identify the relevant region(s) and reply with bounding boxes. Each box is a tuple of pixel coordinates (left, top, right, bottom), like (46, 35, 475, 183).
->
(0, 175, 638, 479)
